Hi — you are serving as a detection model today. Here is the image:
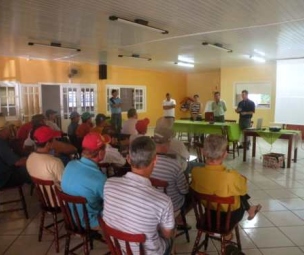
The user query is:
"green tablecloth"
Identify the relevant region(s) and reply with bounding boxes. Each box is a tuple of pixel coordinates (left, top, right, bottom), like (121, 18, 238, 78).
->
(256, 129, 302, 145)
(173, 120, 241, 140)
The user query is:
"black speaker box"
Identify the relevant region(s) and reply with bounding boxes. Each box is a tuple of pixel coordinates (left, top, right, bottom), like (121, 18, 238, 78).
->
(99, 64, 107, 80)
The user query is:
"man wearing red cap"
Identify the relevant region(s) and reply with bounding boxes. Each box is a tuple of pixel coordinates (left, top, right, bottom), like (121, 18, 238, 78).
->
(61, 132, 108, 229)
(26, 126, 64, 184)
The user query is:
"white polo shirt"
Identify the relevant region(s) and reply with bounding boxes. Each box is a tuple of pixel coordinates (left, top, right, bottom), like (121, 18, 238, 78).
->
(163, 99, 176, 117)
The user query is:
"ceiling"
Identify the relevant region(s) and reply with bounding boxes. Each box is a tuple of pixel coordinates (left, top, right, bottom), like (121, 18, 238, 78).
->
(1, 0, 304, 72)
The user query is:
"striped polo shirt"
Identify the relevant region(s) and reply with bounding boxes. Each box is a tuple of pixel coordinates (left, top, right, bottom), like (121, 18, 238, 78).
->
(190, 102, 201, 114)
(151, 154, 189, 211)
(103, 172, 175, 255)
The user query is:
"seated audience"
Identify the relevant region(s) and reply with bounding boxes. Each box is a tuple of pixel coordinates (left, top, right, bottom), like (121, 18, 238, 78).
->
(103, 136, 175, 255)
(45, 109, 61, 131)
(91, 113, 109, 134)
(151, 126, 189, 213)
(23, 114, 46, 148)
(121, 108, 138, 135)
(0, 116, 31, 189)
(67, 111, 80, 137)
(191, 134, 262, 227)
(61, 132, 107, 229)
(26, 126, 64, 183)
(76, 112, 93, 139)
(129, 118, 150, 143)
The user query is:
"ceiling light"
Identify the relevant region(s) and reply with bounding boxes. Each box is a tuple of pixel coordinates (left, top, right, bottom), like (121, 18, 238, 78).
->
(250, 55, 266, 63)
(109, 16, 168, 34)
(178, 56, 194, 63)
(254, 49, 265, 56)
(175, 61, 194, 68)
(28, 42, 81, 52)
(202, 42, 233, 53)
(118, 54, 152, 61)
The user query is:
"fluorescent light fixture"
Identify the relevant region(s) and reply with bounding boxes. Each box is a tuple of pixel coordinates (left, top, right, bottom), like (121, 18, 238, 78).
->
(118, 54, 152, 61)
(250, 55, 266, 63)
(178, 56, 194, 63)
(254, 49, 265, 56)
(28, 42, 81, 52)
(175, 61, 194, 68)
(109, 15, 168, 34)
(202, 42, 233, 53)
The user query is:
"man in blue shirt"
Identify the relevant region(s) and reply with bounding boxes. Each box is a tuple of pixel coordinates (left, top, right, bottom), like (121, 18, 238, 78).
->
(61, 132, 109, 229)
(235, 90, 255, 149)
(109, 89, 122, 133)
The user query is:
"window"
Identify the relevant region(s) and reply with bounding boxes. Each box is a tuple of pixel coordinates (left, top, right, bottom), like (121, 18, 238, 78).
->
(62, 84, 97, 119)
(234, 82, 271, 109)
(106, 85, 146, 113)
(0, 81, 19, 119)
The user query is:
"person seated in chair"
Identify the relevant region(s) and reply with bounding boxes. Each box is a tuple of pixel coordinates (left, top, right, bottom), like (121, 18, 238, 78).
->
(76, 112, 93, 139)
(103, 136, 175, 255)
(121, 108, 138, 135)
(61, 132, 108, 230)
(0, 116, 32, 189)
(191, 134, 262, 230)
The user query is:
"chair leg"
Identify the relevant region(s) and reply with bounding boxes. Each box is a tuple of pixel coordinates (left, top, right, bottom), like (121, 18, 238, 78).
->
(64, 234, 71, 255)
(203, 233, 209, 251)
(235, 225, 242, 251)
(38, 211, 45, 242)
(18, 186, 29, 219)
(191, 230, 203, 255)
(83, 236, 89, 255)
(180, 209, 190, 242)
(220, 235, 226, 255)
(53, 213, 60, 253)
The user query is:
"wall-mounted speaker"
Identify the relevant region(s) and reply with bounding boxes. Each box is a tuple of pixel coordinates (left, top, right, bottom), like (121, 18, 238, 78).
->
(99, 64, 107, 80)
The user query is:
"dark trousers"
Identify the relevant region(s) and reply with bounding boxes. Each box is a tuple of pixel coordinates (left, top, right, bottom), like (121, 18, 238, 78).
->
(214, 115, 225, 122)
(239, 118, 252, 145)
(3, 166, 32, 189)
(111, 113, 122, 133)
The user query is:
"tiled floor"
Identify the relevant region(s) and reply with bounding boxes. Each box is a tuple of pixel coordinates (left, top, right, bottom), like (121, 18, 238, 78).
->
(2, 138, 304, 254)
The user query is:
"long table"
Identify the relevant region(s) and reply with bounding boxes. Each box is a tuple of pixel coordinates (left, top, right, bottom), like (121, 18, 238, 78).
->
(243, 129, 301, 168)
(173, 120, 241, 140)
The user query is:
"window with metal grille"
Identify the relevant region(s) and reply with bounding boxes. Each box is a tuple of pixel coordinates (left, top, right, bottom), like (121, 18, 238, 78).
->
(0, 81, 19, 119)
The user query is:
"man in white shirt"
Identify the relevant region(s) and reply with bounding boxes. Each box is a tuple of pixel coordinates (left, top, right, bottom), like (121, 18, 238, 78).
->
(121, 108, 138, 135)
(45, 109, 61, 131)
(163, 93, 176, 119)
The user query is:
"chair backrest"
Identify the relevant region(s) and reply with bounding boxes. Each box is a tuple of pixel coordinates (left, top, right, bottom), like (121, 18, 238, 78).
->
(99, 218, 146, 255)
(31, 176, 60, 210)
(55, 186, 90, 235)
(150, 177, 168, 194)
(190, 188, 235, 233)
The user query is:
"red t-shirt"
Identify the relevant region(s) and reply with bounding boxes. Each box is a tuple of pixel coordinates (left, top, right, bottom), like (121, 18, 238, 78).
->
(16, 122, 32, 141)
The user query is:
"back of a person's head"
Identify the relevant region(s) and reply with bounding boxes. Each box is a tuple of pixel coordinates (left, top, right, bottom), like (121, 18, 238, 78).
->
(129, 136, 156, 169)
(203, 134, 227, 160)
(127, 108, 137, 118)
(31, 114, 45, 127)
(155, 116, 174, 130)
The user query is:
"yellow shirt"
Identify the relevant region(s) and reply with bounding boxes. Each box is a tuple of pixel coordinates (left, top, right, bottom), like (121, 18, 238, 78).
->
(191, 165, 247, 211)
(91, 126, 104, 134)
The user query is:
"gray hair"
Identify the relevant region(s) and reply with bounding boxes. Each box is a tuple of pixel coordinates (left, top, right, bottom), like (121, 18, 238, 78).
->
(203, 135, 227, 160)
(129, 136, 156, 168)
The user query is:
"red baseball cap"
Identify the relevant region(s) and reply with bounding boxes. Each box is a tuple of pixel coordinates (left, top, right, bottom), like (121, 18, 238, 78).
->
(82, 132, 111, 151)
(33, 126, 61, 143)
(136, 118, 150, 134)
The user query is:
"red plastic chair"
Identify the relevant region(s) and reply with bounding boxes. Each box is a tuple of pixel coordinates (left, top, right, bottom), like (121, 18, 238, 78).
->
(55, 186, 105, 255)
(99, 217, 146, 255)
(190, 188, 242, 255)
(31, 177, 63, 253)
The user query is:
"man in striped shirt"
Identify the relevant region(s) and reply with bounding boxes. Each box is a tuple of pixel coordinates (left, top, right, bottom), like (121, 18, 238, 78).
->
(151, 126, 189, 212)
(103, 136, 175, 255)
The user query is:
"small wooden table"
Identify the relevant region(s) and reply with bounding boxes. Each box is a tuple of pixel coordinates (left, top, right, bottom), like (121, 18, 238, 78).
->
(243, 129, 301, 168)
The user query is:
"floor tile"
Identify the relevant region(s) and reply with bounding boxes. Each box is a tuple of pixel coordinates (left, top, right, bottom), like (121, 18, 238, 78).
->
(264, 189, 298, 199)
(240, 213, 274, 228)
(243, 227, 294, 248)
(278, 198, 304, 210)
(250, 199, 288, 211)
(260, 247, 304, 255)
(0, 236, 18, 254)
(279, 226, 304, 246)
(262, 211, 304, 226)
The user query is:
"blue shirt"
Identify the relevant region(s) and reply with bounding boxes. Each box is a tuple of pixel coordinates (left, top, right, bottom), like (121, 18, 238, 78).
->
(109, 97, 122, 114)
(61, 157, 107, 228)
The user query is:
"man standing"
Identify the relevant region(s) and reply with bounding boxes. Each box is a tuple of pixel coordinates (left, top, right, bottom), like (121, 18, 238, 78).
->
(189, 94, 202, 121)
(109, 89, 122, 133)
(61, 132, 108, 229)
(235, 90, 255, 148)
(212, 92, 227, 122)
(0, 117, 31, 189)
(163, 93, 176, 119)
(103, 136, 175, 255)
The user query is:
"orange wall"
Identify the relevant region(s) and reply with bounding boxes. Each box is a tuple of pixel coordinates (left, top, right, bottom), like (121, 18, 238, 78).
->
(0, 57, 187, 126)
(186, 70, 221, 110)
(220, 64, 276, 125)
